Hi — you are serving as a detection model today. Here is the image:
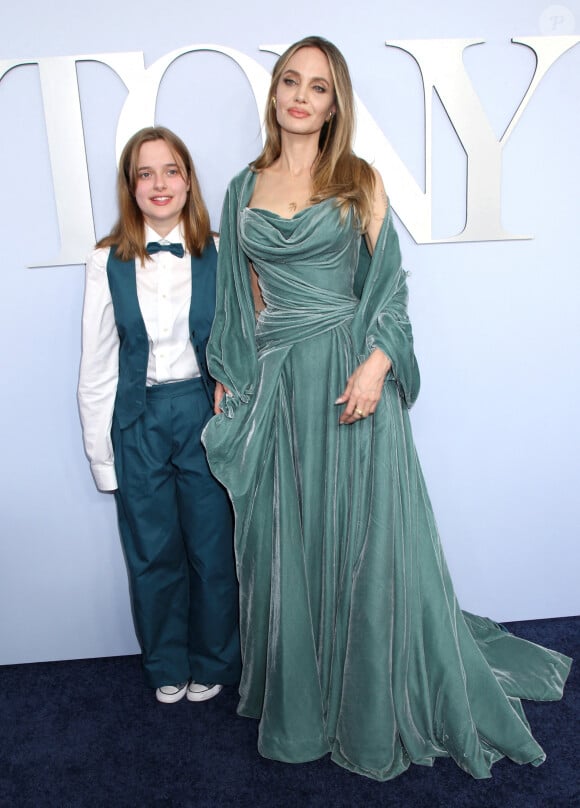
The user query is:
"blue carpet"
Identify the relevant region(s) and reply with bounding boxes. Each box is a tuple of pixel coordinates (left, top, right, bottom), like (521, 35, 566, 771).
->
(0, 616, 577, 807)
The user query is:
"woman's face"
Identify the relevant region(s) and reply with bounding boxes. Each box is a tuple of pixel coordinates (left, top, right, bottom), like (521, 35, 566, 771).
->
(134, 139, 190, 236)
(274, 46, 336, 138)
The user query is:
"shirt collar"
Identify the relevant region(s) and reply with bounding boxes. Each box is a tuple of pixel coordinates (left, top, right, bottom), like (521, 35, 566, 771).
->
(145, 222, 185, 246)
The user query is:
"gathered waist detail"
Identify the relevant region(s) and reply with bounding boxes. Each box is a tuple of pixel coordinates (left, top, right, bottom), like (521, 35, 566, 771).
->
(256, 298, 357, 351)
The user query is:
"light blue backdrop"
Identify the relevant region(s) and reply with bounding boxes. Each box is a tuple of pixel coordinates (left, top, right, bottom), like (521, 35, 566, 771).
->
(1, 0, 578, 664)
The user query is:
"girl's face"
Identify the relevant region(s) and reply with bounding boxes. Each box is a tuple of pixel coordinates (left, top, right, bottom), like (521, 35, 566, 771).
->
(134, 139, 190, 236)
(274, 47, 336, 138)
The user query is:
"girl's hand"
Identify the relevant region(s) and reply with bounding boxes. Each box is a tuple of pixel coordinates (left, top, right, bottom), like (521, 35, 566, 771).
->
(213, 381, 231, 414)
(336, 349, 392, 424)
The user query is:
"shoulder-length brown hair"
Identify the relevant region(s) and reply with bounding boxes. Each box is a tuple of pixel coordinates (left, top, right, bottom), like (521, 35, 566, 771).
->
(251, 36, 375, 230)
(97, 126, 211, 261)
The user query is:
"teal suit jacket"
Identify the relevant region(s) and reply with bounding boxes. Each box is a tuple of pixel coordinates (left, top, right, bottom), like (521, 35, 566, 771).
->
(106, 239, 218, 429)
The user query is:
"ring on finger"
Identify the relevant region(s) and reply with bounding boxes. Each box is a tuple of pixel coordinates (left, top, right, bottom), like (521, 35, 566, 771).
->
(355, 408, 365, 417)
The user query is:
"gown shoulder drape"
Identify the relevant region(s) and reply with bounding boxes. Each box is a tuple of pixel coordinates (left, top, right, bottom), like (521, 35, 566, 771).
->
(203, 167, 571, 781)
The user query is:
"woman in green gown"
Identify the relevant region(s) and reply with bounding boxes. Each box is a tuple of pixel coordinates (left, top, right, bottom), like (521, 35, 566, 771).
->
(203, 36, 571, 781)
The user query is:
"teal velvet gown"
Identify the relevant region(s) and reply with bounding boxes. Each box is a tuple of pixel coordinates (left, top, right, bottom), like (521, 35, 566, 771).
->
(203, 168, 571, 781)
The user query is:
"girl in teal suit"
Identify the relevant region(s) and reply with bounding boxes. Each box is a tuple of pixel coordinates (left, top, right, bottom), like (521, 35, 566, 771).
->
(79, 127, 240, 703)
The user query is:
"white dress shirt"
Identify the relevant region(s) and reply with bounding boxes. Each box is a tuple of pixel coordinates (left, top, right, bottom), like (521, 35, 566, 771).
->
(78, 224, 202, 492)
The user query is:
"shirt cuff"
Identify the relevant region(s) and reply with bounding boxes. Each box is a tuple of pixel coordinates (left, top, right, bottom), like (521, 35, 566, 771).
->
(91, 462, 118, 492)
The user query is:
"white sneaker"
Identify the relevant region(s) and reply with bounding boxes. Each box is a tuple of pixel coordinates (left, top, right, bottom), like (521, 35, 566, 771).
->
(186, 682, 223, 702)
(156, 681, 189, 704)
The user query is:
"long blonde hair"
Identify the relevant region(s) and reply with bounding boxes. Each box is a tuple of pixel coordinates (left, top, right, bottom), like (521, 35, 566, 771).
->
(98, 126, 211, 261)
(251, 36, 375, 230)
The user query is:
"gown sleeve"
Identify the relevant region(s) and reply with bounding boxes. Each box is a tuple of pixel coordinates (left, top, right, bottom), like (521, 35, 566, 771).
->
(351, 206, 421, 408)
(206, 169, 259, 416)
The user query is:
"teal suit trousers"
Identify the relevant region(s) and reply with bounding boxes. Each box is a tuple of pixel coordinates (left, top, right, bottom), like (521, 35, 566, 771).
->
(113, 377, 240, 689)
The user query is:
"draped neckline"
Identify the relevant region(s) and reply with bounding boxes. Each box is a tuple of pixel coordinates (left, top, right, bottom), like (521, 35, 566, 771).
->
(241, 169, 338, 222)
(245, 198, 334, 222)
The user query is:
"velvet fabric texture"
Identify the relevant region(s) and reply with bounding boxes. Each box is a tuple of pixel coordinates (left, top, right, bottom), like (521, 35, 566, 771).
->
(203, 168, 571, 781)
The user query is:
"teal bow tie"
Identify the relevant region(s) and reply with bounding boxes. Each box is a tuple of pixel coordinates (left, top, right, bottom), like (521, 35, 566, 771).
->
(146, 241, 185, 258)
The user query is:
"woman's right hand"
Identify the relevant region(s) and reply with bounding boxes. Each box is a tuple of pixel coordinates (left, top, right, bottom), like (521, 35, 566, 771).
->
(214, 381, 231, 414)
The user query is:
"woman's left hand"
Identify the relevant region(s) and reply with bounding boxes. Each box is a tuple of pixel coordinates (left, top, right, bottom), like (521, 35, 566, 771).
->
(336, 348, 392, 424)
